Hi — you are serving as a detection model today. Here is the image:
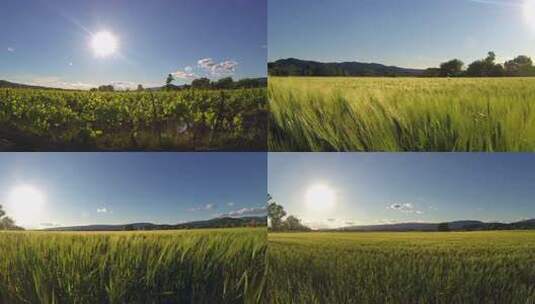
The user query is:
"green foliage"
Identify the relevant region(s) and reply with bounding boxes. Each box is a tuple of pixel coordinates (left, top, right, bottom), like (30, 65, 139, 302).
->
(0, 228, 266, 304)
(269, 77, 535, 152)
(439, 59, 464, 77)
(0, 204, 20, 230)
(267, 231, 535, 303)
(0, 88, 267, 151)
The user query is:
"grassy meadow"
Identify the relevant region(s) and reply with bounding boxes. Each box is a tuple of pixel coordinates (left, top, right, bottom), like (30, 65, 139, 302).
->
(269, 77, 535, 151)
(267, 231, 535, 304)
(0, 228, 266, 304)
(0, 88, 267, 151)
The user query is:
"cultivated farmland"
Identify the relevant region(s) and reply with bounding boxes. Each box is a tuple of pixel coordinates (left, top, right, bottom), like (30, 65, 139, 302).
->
(0, 228, 266, 304)
(267, 231, 535, 303)
(269, 77, 535, 152)
(0, 88, 267, 151)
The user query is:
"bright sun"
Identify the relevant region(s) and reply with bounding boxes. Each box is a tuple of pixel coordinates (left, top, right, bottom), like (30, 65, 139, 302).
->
(91, 31, 118, 57)
(524, 0, 535, 31)
(305, 184, 336, 212)
(6, 185, 45, 227)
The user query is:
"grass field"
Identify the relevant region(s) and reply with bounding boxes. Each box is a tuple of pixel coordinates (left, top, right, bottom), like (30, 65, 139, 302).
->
(267, 231, 535, 303)
(0, 88, 266, 151)
(0, 228, 266, 304)
(269, 77, 535, 151)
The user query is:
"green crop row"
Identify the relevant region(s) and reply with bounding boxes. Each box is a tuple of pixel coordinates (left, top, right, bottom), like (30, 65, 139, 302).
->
(0, 88, 267, 151)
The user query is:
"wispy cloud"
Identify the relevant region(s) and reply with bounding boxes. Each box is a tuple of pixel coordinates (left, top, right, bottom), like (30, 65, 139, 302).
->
(220, 207, 266, 217)
(172, 69, 198, 79)
(197, 58, 238, 77)
(227, 202, 235, 207)
(7, 47, 15, 52)
(467, 0, 521, 7)
(188, 203, 216, 212)
(30, 76, 96, 90)
(96, 208, 108, 213)
(387, 202, 424, 215)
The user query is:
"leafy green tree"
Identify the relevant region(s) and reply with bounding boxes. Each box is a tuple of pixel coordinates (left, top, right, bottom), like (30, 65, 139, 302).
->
(466, 52, 504, 77)
(439, 59, 464, 77)
(282, 215, 310, 231)
(213, 77, 234, 89)
(165, 74, 174, 90)
(191, 77, 211, 89)
(267, 194, 286, 231)
(505, 55, 533, 75)
(0, 204, 18, 230)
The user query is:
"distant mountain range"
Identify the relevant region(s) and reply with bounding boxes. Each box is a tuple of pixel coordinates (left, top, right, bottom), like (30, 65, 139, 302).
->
(338, 219, 535, 232)
(268, 58, 424, 77)
(45, 216, 266, 231)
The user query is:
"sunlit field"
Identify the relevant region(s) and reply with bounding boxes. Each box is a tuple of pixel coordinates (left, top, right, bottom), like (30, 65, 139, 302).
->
(269, 77, 535, 151)
(267, 231, 535, 303)
(0, 88, 266, 151)
(0, 228, 266, 304)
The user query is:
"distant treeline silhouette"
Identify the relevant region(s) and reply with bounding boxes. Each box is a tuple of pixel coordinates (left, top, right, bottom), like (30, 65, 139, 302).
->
(90, 76, 267, 92)
(269, 52, 535, 77)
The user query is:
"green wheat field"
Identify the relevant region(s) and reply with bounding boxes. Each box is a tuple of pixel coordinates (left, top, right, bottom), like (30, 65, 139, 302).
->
(269, 77, 535, 152)
(0, 228, 266, 304)
(267, 231, 535, 304)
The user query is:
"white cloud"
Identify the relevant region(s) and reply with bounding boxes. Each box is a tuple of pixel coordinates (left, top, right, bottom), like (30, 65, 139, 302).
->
(172, 70, 198, 79)
(96, 208, 108, 213)
(467, 0, 521, 7)
(188, 203, 216, 212)
(227, 202, 235, 207)
(197, 58, 239, 77)
(7, 47, 15, 52)
(30, 76, 96, 90)
(387, 202, 424, 214)
(220, 207, 266, 217)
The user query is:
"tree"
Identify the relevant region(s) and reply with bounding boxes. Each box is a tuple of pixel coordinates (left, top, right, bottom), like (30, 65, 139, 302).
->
(283, 215, 310, 231)
(0, 204, 19, 230)
(267, 194, 286, 231)
(191, 77, 211, 89)
(98, 85, 114, 92)
(505, 55, 533, 75)
(437, 222, 450, 232)
(165, 74, 174, 89)
(213, 77, 234, 89)
(466, 51, 504, 77)
(137, 84, 144, 91)
(439, 59, 464, 77)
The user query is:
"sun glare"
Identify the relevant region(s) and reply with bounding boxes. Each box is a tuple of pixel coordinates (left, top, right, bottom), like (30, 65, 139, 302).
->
(91, 31, 118, 57)
(524, 0, 535, 31)
(6, 185, 45, 227)
(305, 183, 336, 212)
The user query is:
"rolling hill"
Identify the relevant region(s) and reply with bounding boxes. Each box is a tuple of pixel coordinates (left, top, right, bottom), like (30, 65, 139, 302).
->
(45, 216, 266, 231)
(268, 58, 424, 77)
(339, 219, 535, 232)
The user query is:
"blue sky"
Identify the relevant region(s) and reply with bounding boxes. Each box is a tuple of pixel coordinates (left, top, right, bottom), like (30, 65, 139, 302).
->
(269, 0, 535, 68)
(269, 153, 535, 229)
(0, 153, 267, 229)
(0, 0, 266, 89)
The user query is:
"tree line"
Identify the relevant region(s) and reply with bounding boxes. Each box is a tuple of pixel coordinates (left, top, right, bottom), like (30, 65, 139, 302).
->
(267, 194, 310, 232)
(425, 51, 535, 77)
(90, 76, 267, 92)
(0, 204, 23, 230)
